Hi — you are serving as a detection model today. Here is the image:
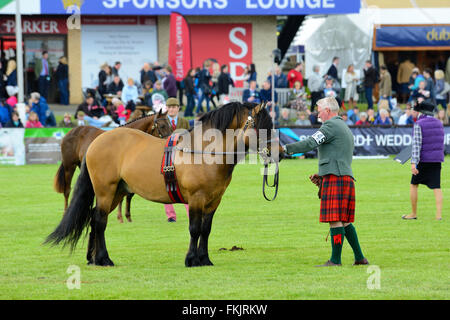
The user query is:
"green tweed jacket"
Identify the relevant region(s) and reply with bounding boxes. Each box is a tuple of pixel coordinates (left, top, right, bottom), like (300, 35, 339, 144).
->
(34, 58, 52, 79)
(285, 116, 354, 178)
(175, 117, 190, 130)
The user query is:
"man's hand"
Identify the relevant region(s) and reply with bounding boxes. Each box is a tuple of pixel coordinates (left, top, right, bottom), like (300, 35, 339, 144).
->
(309, 174, 323, 199)
(309, 174, 322, 187)
(411, 163, 419, 175)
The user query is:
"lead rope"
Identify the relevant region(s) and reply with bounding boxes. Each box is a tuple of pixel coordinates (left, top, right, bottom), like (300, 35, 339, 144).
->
(262, 161, 279, 201)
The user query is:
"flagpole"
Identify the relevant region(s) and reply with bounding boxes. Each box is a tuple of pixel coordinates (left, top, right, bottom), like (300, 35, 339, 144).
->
(15, 0, 24, 104)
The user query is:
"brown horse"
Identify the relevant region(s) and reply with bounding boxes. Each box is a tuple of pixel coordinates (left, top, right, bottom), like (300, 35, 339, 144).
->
(53, 110, 172, 222)
(45, 102, 283, 267)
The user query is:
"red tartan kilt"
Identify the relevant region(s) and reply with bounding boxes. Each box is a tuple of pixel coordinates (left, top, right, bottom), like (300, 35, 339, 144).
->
(320, 174, 355, 223)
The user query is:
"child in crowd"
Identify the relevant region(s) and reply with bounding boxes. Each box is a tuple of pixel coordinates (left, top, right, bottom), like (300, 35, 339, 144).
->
(25, 111, 43, 128)
(5, 111, 24, 128)
(59, 112, 75, 127)
(295, 111, 311, 126)
(112, 98, 130, 124)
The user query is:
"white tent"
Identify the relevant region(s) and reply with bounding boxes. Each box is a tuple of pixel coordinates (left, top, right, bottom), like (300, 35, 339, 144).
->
(303, 6, 450, 81)
(304, 14, 372, 81)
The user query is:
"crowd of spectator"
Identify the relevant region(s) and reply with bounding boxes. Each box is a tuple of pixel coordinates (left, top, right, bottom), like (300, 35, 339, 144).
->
(1, 52, 449, 130)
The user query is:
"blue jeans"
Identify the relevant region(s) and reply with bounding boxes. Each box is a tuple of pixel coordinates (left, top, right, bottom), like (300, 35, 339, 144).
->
(58, 79, 69, 105)
(185, 93, 195, 117)
(38, 76, 50, 100)
(196, 90, 210, 114)
(365, 86, 373, 109)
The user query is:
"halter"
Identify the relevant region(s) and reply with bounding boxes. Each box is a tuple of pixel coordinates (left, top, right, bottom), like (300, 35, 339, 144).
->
(173, 108, 280, 201)
(151, 116, 172, 138)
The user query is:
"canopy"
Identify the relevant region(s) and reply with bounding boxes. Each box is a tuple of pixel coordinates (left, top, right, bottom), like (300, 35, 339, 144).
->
(304, 14, 372, 80)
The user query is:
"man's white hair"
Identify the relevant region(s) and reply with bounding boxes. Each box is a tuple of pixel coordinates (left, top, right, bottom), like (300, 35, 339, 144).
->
(31, 92, 40, 101)
(317, 97, 340, 113)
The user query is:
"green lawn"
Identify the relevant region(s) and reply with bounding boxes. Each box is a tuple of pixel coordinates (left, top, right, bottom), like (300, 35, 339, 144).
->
(0, 158, 448, 300)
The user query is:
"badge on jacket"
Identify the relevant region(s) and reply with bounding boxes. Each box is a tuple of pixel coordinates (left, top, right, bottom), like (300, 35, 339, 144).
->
(312, 131, 326, 145)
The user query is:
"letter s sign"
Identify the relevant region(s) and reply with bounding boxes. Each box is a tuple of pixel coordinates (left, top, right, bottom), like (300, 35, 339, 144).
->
(229, 27, 248, 60)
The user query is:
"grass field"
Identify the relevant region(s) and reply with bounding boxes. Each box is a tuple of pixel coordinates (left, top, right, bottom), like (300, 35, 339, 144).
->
(0, 158, 448, 300)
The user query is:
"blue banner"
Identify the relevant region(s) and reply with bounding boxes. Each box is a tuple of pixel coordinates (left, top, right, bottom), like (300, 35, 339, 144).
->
(279, 126, 450, 157)
(375, 25, 450, 49)
(42, 0, 360, 16)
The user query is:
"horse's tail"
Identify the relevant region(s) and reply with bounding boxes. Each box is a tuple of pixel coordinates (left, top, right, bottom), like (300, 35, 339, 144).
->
(45, 158, 95, 251)
(53, 163, 66, 194)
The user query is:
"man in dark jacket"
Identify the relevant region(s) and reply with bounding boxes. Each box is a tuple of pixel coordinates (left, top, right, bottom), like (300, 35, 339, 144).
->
(163, 65, 177, 98)
(141, 63, 157, 85)
(217, 64, 234, 101)
(242, 80, 261, 104)
(326, 57, 339, 81)
(107, 75, 124, 96)
(74, 95, 106, 119)
(363, 60, 379, 109)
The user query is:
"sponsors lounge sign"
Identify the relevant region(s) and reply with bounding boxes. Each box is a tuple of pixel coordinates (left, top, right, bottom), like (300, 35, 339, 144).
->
(41, 0, 360, 15)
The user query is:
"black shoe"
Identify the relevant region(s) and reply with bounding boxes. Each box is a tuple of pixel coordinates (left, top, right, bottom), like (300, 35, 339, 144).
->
(315, 260, 341, 267)
(168, 218, 176, 222)
(353, 258, 369, 266)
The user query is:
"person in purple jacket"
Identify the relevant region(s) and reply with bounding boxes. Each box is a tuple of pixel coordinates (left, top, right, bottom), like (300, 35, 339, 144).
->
(402, 101, 444, 221)
(163, 65, 178, 98)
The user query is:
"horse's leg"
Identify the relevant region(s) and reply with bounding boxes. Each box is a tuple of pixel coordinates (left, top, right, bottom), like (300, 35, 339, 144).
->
(91, 188, 123, 266)
(63, 164, 77, 212)
(198, 210, 216, 266)
(125, 193, 134, 222)
(92, 207, 114, 266)
(185, 208, 202, 267)
(86, 216, 96, 265)
(117, 199, 124, 223)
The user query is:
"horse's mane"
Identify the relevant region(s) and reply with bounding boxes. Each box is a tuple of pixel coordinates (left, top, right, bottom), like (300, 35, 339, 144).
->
(197, 102, 273, 132)
(121, 113, 155, 127)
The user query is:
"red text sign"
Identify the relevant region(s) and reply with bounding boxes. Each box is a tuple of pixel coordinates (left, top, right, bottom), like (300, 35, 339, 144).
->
(190, 23, 252, 87)
(0, 16, 68, 34)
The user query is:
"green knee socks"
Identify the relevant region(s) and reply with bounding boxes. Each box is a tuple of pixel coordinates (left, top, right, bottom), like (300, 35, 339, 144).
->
(344, 223, 365, 261)
(330, 227, 345, 264)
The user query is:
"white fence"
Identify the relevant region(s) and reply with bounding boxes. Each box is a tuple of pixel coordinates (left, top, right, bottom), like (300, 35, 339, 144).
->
(228, 87, 292, 107)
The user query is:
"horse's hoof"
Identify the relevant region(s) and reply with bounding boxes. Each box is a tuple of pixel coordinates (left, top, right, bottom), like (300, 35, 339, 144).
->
(199, 256, 214, 266)
(126, 217, 132, 223)
(185, 256, 201, 267)
(95, 256, 115, 267)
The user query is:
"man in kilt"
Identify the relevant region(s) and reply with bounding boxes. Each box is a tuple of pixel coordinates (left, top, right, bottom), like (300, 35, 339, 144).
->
(283, 97, 368, 267)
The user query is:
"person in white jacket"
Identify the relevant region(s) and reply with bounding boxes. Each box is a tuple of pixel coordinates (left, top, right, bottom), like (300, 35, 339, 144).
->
(344, 64, 359, 109)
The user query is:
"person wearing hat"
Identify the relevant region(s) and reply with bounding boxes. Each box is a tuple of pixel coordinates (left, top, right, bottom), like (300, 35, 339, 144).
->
(75, 111, 87, 126)
(283, 97, 369, 267)
(164, 97, 190, 222)
(402, 101, 444, 221)
(59, 112, 75, 127)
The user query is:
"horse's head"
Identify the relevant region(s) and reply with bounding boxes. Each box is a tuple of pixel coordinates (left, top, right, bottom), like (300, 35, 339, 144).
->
(151, 109, 173, 138)
(241, 102, 283, 163)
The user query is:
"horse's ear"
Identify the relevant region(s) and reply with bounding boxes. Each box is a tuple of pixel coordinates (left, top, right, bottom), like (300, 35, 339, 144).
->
(158, 109, 162, 116)
(253, 103, 264, 115)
